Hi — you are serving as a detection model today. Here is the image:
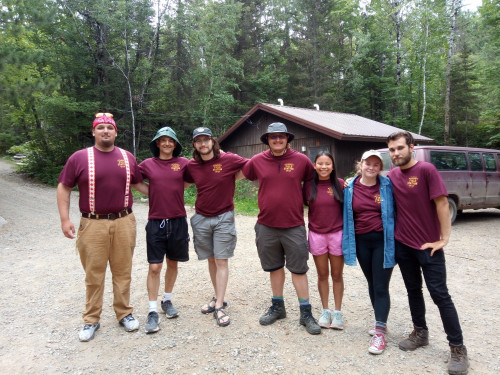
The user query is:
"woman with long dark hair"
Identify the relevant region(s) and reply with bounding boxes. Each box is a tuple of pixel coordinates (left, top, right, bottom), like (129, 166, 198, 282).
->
(303, 151, 345, 330)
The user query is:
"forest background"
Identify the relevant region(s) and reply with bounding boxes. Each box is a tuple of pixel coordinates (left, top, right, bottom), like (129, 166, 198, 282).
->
(1, 0, 499, 185)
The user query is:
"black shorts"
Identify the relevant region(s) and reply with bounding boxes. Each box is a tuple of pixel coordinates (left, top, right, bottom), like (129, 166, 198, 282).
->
(146, 217, 190, 263)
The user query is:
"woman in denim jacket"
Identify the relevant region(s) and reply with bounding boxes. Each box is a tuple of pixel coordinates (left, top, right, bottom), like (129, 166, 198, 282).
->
(342, 150, 395, 355)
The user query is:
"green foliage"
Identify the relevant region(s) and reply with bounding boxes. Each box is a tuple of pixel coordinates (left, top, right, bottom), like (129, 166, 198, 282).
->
(1, 0, 499, 192)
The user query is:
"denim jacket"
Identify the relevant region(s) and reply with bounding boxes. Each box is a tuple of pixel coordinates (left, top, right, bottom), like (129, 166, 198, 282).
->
(342, 174, 396, 268)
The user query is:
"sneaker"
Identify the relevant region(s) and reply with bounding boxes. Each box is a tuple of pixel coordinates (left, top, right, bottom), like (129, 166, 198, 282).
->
(448, 345, 469, 375)
(369, 333, 386, 354)
(78, 323, 100, 342)
(369, 324, 388, 336)
(161, 300, 179, 318)
(318, 309, 332, 328)
(120, 313, 140, 332)
(331, 311, 344, 330)
(145, 311, 160, 333)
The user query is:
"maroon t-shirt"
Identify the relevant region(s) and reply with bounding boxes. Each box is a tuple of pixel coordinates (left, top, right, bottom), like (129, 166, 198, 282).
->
(58, 146, 143, 214)
(304, 179, 344, 234)
(185, 152, 248, 217)
(352, 178, 384, 234)
(242, 149, 314, 228)
(388, 161, 448, 250)
(139, 157, 188, 220)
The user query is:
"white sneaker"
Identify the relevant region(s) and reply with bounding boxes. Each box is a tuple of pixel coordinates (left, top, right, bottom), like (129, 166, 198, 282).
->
(331, 311, 344, 330)
(78, 323, 100, 342)
(120, 314, 139, 332)
(318, 309, 332, 328)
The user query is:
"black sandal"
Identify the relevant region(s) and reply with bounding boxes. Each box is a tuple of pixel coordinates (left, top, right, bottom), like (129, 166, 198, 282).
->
(213, 307, 230, 327)
(201, 297, 228, 314)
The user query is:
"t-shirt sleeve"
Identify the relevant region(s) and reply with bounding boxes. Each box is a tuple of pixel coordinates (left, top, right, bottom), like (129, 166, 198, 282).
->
(127, 153, 144, 184)
(426, 163, 448, 200)
(242, 158, 256, 181)
(57, 153, 78, 188)
(184, 163, 195, 183)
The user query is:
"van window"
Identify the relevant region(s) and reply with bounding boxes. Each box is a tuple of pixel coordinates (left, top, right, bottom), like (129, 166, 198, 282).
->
(430, 151, 467, 171)
(483, 153, 497, 171)
(379, 152, 392, 171)
(469, 153, 483, 171)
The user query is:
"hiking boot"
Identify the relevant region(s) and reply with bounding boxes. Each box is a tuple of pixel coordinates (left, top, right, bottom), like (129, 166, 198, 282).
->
(368, 333, 386, 354)
(78, 323, 100, 342)
(299, 304, 321, 335)
(331, 311, 344, 330)
(399, 326, 429, 351)
(259, 299, 286, 326)
(120, 313, 140, 332)
(448, 345, 469, 375)
(145, 311, 160, 333)
(318, 309, 332, 328)
(161, 300, 179, 318)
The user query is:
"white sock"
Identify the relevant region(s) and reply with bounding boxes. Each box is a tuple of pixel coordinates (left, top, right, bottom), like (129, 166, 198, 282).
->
(334, 310, 342, 314)
(163, 292, 172, 302)
(148, 301, 158, 312)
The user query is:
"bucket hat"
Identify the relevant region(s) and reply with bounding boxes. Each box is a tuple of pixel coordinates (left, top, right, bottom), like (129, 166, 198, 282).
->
(150, 127, 182, 157)
(260, 122, 295, 145)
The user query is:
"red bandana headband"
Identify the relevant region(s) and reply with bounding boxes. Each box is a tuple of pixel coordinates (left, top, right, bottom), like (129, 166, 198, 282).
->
(92, 112, 117, 131)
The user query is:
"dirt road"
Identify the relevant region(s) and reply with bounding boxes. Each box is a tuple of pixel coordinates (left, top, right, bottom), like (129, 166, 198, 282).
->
(0, 158, 499, 374)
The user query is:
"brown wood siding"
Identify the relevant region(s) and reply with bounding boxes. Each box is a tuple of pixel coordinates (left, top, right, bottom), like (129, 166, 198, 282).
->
(220, 112, 389, 178)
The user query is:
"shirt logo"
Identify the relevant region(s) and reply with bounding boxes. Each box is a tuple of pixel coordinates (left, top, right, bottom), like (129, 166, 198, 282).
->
(374, 194, 381, 204)
(117, 159, 126, 168)
(171, 163, 180, 172)
(407, 176, 418, 188)
(327, 187, 333, 196)
(283, 163, 294, 172)
(213, 163, 223, 173)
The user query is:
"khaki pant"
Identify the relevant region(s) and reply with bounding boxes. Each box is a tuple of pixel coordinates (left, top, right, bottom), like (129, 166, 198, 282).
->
(76, 214, 136, 324)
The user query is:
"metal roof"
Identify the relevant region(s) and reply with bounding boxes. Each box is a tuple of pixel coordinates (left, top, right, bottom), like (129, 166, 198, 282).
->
(219, 103, 434, 144)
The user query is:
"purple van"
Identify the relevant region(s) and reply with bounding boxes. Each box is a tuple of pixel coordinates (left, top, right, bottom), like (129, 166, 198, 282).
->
(376, 146, 500, 223)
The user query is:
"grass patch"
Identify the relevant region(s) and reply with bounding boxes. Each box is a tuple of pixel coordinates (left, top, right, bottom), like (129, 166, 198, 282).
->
(133, 179, 259, 216)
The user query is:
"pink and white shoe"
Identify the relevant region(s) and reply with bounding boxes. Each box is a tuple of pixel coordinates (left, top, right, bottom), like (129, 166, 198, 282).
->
(368, 333, 386, 354)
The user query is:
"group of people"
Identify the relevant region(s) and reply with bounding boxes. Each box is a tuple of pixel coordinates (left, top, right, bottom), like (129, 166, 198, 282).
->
(56, 113, 469, 375)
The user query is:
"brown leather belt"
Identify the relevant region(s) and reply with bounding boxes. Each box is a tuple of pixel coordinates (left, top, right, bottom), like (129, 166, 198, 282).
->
(82, 208, 132, 220)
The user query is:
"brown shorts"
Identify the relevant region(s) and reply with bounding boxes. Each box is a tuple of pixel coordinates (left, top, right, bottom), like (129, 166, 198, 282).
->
(254, 223, 309, 274)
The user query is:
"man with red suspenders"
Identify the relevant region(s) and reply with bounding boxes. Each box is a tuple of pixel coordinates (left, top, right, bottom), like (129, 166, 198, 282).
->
(57, 113, 147, 342)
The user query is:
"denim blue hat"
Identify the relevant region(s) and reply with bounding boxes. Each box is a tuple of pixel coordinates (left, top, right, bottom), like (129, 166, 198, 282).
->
(260, 122, 295, 145)
(192, 127, 213, 140)
(150, 127, 182, 157)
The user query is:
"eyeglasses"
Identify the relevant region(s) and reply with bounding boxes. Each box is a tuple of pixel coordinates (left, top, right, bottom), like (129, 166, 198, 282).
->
(194, 137, 211, 145)
(95, 112, 113, 118)
(269, 134, 286, 140)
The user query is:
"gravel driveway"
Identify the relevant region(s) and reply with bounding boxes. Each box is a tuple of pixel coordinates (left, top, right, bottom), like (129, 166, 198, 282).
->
(0, 158, 499, 374)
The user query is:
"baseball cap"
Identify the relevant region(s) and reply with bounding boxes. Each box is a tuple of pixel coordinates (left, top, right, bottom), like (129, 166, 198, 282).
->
(149, 126, 182, 157)
(260, 122, 295, 145)
(192, 127, 213, 140)
(361, 150, 384, 166)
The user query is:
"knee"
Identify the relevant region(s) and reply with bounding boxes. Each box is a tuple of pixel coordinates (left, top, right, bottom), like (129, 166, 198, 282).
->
(166, 259, 178, 271)
(331, 271, 343, 283)
(149, 263, 162, 276)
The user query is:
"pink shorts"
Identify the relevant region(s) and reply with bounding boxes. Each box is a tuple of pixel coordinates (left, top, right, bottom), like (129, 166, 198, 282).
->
(308, 229, 343, 256)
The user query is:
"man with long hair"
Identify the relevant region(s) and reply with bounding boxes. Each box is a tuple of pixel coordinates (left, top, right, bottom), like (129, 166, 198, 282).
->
(185, 127, 247, 327)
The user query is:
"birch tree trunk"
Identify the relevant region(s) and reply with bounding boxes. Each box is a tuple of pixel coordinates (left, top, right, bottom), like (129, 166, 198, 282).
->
(444, 0, 460, 144)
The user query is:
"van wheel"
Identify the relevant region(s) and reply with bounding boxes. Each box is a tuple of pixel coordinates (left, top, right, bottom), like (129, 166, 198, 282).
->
(448, 198, 457, 224)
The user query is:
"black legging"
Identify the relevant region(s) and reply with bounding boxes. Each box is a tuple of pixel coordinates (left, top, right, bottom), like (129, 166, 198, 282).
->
(355, 231, 394, 323)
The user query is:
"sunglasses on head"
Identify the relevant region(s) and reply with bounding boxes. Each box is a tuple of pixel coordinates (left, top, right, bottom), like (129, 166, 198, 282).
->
(269, 134, 286, 140)
(95, 112, 113, 118)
